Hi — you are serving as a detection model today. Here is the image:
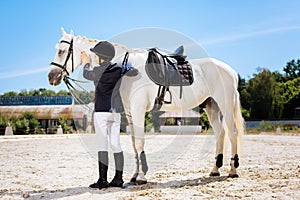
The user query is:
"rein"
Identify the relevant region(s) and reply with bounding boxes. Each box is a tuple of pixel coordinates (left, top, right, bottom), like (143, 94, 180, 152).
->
(50, 39, 74, 75)
(63, 76, 93, 111)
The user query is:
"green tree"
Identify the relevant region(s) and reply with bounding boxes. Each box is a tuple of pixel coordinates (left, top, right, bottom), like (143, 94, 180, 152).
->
(58, 118, 74, 134)
(40, 89, 56, 96)
(200, 109, 210, 131)
(22, 112, 40, 129)
(18, 89, 29, 96)
(74, 90, 94, 104)
(29, 89, 41, 96)
(238, 74, 251, 119)
(28, 88, 60, 96)
(56, 90, 71, 96)
(0, 113, 11, 128)
(2, 91, 18, 96)
(144, 112, 152, 132)
(280, 77, 300, 118)
(283, 59, 300, 81)
(246, 68, 283, 119)
(240, 89, 251, 112)
(14, 118, 30, 133)
(2, 88, 61, 97)
(11, 112, 40, 134)
(272, 81, 285, 119)
(238, 74, 246, 93)
(272, 71, 285, 82)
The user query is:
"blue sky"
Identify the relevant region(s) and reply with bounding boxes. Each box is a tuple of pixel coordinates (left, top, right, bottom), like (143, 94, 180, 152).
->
(0, 0, 300, 94)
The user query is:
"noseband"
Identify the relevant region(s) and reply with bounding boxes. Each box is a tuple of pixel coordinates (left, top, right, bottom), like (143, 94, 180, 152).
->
(50, 39, 74, 75)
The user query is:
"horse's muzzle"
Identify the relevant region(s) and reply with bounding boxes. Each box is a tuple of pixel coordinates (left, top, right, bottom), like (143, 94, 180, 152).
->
(48, 69, 63, 86)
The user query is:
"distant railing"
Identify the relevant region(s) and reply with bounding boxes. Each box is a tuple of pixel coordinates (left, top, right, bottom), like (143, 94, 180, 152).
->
(246, 120, 300, 128)
(0, 96, 73, 106)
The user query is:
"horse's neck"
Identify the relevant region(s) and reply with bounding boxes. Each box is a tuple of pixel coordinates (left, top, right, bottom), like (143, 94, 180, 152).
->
(112, 43, 129, 58)
(73, 36, 129, 68)
(72, 37, 98, 68)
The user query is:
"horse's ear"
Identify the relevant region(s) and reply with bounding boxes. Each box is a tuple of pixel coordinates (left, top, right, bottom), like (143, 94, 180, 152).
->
(61, 27, 66, 35)
(70, 29, 74, 37)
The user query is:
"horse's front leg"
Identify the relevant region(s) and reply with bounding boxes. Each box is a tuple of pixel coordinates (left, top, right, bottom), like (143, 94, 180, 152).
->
(126, 114, 139, 183)
(128, 111, 148, 185)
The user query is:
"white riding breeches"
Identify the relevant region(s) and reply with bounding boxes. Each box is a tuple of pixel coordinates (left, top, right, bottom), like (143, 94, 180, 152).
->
(93, 112, 122, 153)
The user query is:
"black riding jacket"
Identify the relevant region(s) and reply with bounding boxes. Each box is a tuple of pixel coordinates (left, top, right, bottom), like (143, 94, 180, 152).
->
(83, 62, 123, 112)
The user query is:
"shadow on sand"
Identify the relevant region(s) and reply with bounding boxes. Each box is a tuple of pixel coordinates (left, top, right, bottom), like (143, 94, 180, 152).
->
(3, 176, 229, 199)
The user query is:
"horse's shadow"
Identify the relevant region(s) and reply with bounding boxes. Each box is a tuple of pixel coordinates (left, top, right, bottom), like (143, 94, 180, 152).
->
(11, 176, 228, 199)
(144, 175, 228, 189)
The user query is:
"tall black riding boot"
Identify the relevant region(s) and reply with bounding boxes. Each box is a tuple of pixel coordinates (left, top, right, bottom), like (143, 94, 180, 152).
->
(109, 151, 124, 187)
(89, 151, 109, 189)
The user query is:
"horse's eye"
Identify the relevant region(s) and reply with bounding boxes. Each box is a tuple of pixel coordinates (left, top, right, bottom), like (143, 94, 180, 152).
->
(58, 50, 65, 56)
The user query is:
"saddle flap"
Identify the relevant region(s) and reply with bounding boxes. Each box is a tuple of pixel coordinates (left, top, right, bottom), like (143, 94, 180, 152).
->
(145, 50, 167, 86)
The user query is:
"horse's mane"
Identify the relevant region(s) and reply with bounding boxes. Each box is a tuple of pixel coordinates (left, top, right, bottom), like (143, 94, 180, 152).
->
(76, 35, 129, 52)
(76, 35, 99, 43)
(128, 48, 148, 53)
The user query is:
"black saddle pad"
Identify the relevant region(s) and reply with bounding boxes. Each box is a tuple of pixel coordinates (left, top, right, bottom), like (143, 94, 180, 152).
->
(145, 49, 193, 87)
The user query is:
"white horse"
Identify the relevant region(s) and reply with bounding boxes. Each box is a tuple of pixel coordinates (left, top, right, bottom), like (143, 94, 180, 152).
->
(49, 28, 244, 184)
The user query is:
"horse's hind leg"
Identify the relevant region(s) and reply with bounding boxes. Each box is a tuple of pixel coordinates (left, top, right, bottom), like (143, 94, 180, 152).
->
(227, 118, 239, 178)
(204, 98, 225, 176)
(222, 95, 240, 178)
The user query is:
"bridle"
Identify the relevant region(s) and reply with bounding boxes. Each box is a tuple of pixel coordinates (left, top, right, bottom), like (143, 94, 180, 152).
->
(49, 38, 130, 109)
(50, 39, 74, 76)
(50, 38, 90, 107)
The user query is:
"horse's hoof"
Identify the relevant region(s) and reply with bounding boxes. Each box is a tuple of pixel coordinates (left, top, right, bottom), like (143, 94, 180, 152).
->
(228, 173, 239, 178)
(135, 180, 147, 185)
(209, 172, 220, 176)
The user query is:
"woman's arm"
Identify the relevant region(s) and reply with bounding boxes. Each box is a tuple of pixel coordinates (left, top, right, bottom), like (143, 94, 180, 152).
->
(83, 63, 96, 81)
(81, 51, 96, 81)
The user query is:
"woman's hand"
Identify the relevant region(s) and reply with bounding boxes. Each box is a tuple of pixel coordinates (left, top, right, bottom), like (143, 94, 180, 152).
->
(80, 51, 91, 64)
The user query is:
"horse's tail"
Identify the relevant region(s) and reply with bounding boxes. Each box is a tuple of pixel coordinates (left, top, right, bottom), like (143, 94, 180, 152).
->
(234, 91, 245, 156)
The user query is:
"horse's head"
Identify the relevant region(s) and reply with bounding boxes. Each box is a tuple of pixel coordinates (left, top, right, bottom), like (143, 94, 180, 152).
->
(48, 28, 77, 86)
(48, 28, 129, 86)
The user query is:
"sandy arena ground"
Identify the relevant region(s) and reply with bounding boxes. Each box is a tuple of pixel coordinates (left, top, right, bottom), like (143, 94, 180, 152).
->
(0, 133, 299, 200)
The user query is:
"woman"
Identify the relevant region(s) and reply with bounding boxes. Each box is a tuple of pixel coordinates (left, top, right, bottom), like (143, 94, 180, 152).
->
(81, 41, 124, 189)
